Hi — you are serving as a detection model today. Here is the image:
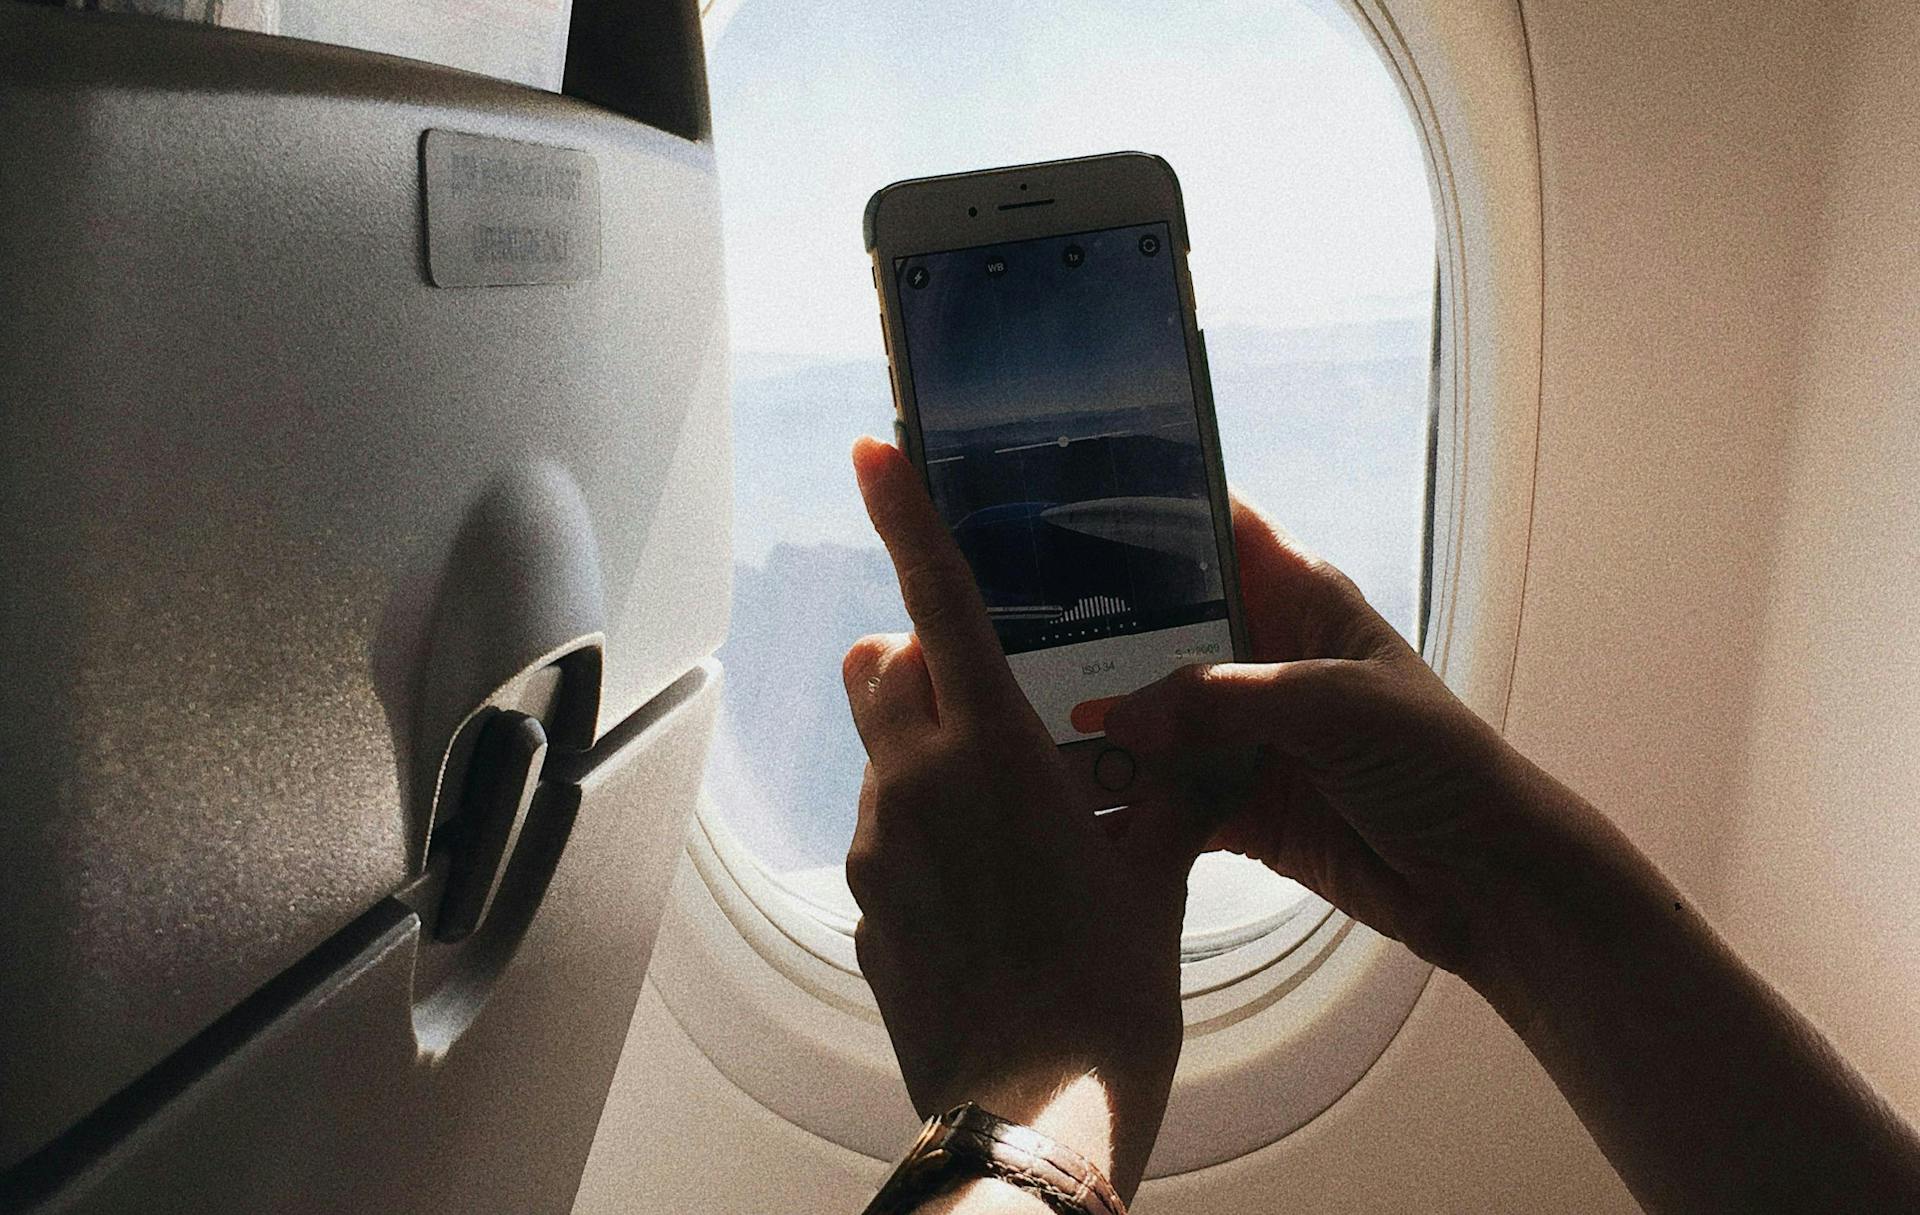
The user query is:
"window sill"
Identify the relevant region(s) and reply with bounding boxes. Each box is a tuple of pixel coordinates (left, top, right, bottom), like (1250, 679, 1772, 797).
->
(645, 796, 1432, 1175)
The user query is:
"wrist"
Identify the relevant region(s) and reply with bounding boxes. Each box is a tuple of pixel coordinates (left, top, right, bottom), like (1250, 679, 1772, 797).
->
(910, 1178, 1055, 1214)
(876, 1100, 1139, 1215)
(1447, 758, 1672, 1038)
(964, 1071, 1120, 1192)
(960, 1062, 1165, 1203)
(1433, 754, 1611, 1030)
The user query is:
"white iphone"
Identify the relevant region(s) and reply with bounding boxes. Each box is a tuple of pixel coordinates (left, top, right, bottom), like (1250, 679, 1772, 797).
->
(866, 152, 1250, 801)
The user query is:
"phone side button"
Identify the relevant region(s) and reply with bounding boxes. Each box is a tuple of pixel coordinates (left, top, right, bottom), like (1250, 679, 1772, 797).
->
(893, 418, 910, 455)
(1093, 746, 1136, 793)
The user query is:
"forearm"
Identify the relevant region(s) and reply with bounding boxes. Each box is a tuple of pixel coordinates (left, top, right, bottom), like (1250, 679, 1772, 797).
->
(1466, 771, 1920, 1213)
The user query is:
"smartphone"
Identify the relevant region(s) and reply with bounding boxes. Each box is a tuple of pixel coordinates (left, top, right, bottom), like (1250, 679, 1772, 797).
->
(866, 152, 1249, 799)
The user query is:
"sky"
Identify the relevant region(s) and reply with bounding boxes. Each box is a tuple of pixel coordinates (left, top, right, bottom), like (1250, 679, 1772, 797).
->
(705, 0, 1436, 361)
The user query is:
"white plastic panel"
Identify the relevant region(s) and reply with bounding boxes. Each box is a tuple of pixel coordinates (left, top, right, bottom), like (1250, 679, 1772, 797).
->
(0, 4, 727, 1183)
(16, 666, 721, 1214)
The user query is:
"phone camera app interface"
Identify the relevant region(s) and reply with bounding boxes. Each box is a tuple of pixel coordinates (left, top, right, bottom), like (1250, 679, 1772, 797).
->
(894, 222, 1233, 742)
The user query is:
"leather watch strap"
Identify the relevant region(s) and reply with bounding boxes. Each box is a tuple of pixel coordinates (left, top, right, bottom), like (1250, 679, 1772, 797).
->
(860, 1103, 1128, 1215)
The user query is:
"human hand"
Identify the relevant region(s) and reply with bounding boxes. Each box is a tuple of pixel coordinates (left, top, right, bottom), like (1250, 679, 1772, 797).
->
(841, 437, 1209, 1199)
(1103, 496, 1565, 987)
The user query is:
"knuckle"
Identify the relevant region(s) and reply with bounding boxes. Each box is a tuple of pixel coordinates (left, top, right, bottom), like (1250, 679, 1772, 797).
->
(1311, 558, 1370, 609)
(844, 843, 887, 910)
(841, 656, 874, 699)
(1286, 657, 1349, 703)
(871, 637, 923, 683)
(1190, 662, 1238, 693)
(852, 916, 886, 973)
(896, 559, 967, 629)
(842, 634, 891, 686)
(1177, 662, 1238, 709)
(1330, 656, 1389, 705)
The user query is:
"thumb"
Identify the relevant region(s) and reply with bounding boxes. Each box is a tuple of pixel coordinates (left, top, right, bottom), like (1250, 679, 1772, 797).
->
(1106, 777, 1229, 878)
(1104, 659, 1362, 761)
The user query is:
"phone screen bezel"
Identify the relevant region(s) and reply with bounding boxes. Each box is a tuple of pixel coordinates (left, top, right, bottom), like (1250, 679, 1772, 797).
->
(868, 152, 1251, 767)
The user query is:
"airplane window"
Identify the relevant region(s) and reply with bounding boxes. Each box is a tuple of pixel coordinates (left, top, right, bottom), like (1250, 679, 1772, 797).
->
(702, 0, 1435, 958)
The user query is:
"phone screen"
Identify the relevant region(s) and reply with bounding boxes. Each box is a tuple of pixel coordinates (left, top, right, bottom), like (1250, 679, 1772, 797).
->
(894, 220, 1235, 743)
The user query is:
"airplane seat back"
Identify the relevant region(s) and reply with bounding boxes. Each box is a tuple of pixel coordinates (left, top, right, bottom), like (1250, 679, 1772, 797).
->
(0, 4, 729, 1210)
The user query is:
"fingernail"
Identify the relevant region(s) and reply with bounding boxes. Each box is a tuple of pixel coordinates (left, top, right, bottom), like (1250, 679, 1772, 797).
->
(851, 436, 884, 489)
(1103, 691, 1165, 748)
(1070, 695, 1121, 735)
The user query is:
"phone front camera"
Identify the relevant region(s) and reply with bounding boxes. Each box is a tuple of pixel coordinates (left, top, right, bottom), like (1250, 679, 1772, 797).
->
(968, 206, 978, 217)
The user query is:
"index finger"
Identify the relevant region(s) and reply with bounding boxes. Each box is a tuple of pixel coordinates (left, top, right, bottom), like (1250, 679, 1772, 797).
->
(852, 436, 1021, 717)
(1229, 492, 1393, 662)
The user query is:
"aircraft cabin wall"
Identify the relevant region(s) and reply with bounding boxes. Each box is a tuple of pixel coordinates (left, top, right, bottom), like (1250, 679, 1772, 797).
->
(578, 0, 1920, 1211)
(1720, 0, 1920, 1126)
